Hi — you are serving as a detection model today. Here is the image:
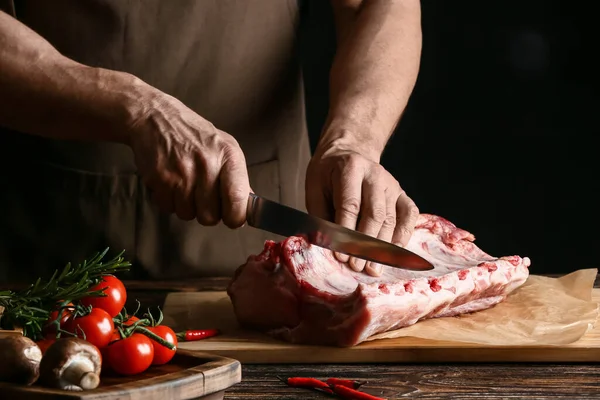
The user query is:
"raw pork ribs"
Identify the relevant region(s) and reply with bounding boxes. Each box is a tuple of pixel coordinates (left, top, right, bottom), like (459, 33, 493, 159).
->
(226, 214, 531, 347)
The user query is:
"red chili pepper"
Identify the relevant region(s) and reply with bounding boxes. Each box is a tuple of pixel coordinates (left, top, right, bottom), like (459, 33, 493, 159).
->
(326, 378, 367, 390)
(278, 376, 333, 393)
(176, 329, 220, 341)
(330, 384, 386, 400)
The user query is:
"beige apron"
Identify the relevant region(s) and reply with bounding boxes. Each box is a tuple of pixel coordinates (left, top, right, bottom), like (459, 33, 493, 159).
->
(0, 0, 311, 283)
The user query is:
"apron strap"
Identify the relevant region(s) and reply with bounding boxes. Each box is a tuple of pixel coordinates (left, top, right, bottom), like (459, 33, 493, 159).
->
(0, 0, 15, 15)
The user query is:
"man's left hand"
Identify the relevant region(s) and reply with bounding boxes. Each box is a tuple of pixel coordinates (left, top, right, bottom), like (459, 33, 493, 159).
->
(305, 143, 419, 277)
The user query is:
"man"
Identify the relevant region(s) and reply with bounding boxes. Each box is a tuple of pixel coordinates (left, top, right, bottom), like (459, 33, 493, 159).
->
(0, 0, 422, 283)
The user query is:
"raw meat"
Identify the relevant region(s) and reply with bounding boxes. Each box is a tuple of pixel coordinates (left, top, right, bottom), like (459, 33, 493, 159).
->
(226, 214, 531, 347)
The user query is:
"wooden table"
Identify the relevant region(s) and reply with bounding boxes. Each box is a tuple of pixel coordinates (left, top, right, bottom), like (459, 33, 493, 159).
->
(119, 276, 600, 399)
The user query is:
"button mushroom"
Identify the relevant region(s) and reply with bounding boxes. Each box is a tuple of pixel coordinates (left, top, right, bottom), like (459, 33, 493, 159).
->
(39, 337, 102, 391)
(0, 335, 43, 385)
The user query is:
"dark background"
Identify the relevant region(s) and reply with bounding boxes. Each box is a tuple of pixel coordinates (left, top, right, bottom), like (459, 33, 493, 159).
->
(298, 1, 597, 274)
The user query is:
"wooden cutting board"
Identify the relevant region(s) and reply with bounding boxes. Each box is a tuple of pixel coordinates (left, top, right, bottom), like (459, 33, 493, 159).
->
(0, 329, 21, 337)
(161, 289, 600, 364)
(0, 350, 241, 399)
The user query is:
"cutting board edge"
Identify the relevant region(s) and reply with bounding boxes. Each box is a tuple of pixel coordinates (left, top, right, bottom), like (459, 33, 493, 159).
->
(0, 350, 242, 399)
(179, 347, 600, 364)
(0, 329, 22, 337)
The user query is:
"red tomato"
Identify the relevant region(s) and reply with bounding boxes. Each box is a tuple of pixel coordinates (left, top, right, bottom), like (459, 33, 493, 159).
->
(99, 331, 120, 375)
(147, 325, 178, 365)
(124, 315, 139, 326)
(80, 275, 127, 318)
(104, 333, 154, 375)
(107, 331, 121, 344)
(64, 308, 115, 348)
(36, 338, 55, 355)
(43, 302, 74, 335)
(108, 315, 139, 337)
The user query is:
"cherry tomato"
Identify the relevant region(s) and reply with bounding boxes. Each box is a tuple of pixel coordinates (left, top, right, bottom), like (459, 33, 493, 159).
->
(108, 315, 140, 338)
(80, 275, 127, 318)
(124, 315, 140, 326)
(43, 302, 74, 335)
(147, 325, 178, 365)
(107, 330, 121, 344)
(99, 331, 120, 375)
(36, 338, 56, 355)
(64, 307, 115, 348)
(104, 333, 154, 375)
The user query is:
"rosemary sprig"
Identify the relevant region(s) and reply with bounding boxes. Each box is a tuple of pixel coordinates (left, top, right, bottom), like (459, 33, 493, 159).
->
(0, 248, 131, 340)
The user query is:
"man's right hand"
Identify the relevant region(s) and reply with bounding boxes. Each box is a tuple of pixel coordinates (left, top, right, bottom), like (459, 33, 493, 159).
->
(0, 9, 251, 228)
(126, 92, 251, 228)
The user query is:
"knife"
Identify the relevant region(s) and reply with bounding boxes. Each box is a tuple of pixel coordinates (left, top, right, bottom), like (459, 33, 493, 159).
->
(246, 193, 434, 271)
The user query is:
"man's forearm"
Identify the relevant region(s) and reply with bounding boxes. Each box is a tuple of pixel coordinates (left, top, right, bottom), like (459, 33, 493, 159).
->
(0, 10, 148, 144)
(319, 0, 422, 161)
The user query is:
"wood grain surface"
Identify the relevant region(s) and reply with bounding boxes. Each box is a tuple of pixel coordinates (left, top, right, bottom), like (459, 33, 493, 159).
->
(221, 363, 600, 399)
(0, 350, 241, 400)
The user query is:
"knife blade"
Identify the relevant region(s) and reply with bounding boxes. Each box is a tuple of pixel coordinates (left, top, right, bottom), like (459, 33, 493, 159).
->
(246, 193, 434, 271)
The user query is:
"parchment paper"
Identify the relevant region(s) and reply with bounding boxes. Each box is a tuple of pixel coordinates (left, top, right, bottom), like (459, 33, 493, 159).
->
(366, 268, 599, 346)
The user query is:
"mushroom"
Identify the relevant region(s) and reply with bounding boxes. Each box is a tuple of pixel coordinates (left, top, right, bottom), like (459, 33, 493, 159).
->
(0, 335, 43, 385)
(39, 337, 102, 391)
